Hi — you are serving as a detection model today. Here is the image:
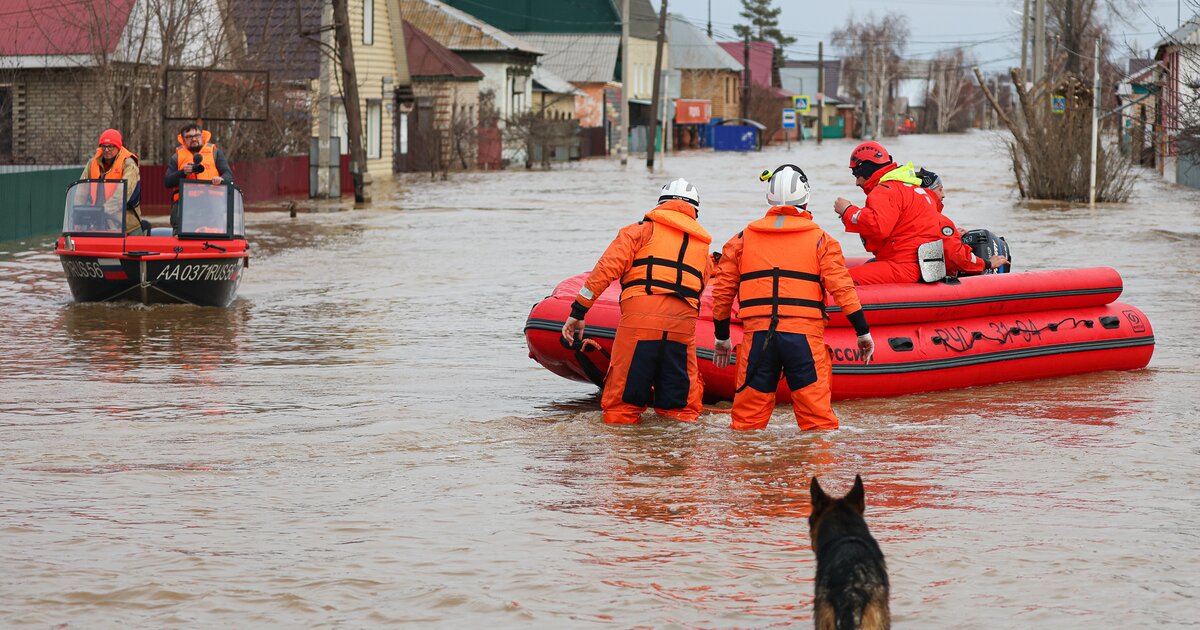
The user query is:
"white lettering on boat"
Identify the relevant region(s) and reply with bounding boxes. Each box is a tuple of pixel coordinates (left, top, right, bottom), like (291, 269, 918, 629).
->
(155, 262, 241, 282)
(61, 259, 104, 278)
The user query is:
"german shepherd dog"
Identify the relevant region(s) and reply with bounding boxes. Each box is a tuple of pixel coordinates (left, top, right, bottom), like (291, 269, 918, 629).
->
(808, 475, 890, 630)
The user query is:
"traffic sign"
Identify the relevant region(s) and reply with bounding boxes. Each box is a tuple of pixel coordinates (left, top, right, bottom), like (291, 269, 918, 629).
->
(1051, 95, 1066, 114)
(792, 95, 811, 113)
(782, 108, 797, 129)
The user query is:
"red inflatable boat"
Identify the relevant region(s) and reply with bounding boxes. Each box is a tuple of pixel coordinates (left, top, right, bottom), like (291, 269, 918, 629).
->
(524, 266, 1155, 401)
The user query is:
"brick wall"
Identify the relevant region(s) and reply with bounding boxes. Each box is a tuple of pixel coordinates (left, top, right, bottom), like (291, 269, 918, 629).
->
(6, 66, 166, 164)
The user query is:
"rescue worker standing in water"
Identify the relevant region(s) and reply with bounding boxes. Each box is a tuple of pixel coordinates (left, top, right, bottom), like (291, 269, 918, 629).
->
(711, 166, 874, 431)
(562, 179, 714, 425)
(80, 128, 143, 235)
(833, 141, 945, 285)
(164, 122, 234, 232)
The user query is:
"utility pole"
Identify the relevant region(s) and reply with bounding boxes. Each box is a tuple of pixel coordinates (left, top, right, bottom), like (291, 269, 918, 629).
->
(620, 0, 630, 165)
(317, 1, 333, 197)
(707, 0, 712, 37)
(1020, 0, 1030, 84)
(1089, 39, 1100, 206)
(742, 33, 750, 120)
(817, 41, 824, 145)
(1033, 0, 1046, 84)
(332, 0, 369, 205)
(646, 0, 668, 170)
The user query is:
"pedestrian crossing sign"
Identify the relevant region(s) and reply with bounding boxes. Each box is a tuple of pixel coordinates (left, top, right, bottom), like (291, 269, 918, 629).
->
(1051, 95, 1066, 114)
(793, 95, 811, 113)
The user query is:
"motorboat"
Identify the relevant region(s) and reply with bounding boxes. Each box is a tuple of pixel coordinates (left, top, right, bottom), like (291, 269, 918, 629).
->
(55, 179, 249, 307)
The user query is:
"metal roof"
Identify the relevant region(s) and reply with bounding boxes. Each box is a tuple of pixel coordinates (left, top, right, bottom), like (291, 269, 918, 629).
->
(0, 0, 135, 57)
(667, 14, 741, 71)
(404, 20, 484, 80)
(620, 0, 659, 40)
(520, 32, 618, 83)
(532, 65, 583, 95)
(400, 0, 544, 54)
(1154, 15, 1200, 51)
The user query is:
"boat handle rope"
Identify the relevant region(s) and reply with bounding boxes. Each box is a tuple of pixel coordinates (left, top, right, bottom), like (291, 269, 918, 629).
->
(932, 317, 1095, 353)
(559, 335, 610, 388)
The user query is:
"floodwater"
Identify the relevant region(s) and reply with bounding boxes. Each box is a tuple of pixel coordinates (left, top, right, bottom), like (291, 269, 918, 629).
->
(1, 132, 1197, 627)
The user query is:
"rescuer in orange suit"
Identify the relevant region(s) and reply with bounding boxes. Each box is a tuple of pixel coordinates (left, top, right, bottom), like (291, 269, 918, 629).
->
(711, 165, 874, 431)
(79, 128, 143, 234)
(164, 122, 234, 233)
(833, 142, 946, 285)
(916, 167, 1009, 276)
(562, 179, 713, 425)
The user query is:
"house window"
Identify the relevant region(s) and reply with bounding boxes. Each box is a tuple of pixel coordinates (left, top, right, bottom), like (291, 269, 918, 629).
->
(366, 99, 382, 159)
(398, 112, 408, 154)
(363, 0, 374, 45)
(0, 86, 13, 158)
(331, 101, 350, 154)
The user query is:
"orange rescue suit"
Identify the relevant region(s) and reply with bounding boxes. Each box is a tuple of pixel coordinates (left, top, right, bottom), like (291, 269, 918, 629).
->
(711, 206, 867, 430)
(572, 200, 713, 424)
(87, 147, 140, 233)
(173, 130, 219, 202)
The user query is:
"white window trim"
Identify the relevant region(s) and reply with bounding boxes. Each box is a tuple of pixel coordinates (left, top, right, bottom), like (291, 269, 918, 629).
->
(363, 0, 374, 45)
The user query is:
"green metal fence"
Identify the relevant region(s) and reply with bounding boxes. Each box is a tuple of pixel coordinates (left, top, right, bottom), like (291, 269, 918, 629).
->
(0, 168, 80, 241)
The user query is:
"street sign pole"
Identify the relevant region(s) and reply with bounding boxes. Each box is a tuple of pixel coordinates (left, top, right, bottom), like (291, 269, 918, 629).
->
(782, 107, 797, 150)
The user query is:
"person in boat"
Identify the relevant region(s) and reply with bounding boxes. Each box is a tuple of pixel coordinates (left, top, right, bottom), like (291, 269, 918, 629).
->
(833, 142, 946, 285)
(711, 165, 874, 431)
(916, 167, 1009, 276)
(561, 179, 713, 425)
(78, 128, 143, 235)
(164, 122, 234, 233)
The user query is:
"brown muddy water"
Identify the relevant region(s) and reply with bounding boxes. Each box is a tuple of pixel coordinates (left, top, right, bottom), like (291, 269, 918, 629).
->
(1, 132, 1197, 627)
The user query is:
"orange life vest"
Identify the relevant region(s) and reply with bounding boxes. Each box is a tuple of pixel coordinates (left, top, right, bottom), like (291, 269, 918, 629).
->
(87, 147, 138, 205)
(173, 130, 218, 202)
(737, 213, 826, 321)
(619, 203, 712, 310)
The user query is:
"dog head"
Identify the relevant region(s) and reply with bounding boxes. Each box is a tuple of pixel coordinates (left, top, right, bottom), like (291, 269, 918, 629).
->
(809, 474, 866, 550)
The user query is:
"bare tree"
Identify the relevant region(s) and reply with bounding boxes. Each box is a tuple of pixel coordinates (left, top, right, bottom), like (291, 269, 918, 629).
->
(973, 0, 1136, 201)
(746, 83, 790, 145)
(833, 14, 909, 139)
(926, 48, 976, 133)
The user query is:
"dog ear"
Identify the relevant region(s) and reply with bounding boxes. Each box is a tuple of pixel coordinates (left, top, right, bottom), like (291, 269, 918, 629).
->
(846, 474, 866, 514)
(810, 476, 829, 513)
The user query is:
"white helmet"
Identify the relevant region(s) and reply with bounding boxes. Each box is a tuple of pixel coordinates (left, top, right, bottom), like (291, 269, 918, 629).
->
(765, 165, 810, 207)
(659, 178, 700, 208)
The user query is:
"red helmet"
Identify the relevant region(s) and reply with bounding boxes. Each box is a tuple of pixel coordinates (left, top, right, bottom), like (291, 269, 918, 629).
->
(849, 141, 890, 169)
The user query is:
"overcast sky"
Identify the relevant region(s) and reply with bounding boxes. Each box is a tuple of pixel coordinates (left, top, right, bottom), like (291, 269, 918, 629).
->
(660, 0, 1192, 70)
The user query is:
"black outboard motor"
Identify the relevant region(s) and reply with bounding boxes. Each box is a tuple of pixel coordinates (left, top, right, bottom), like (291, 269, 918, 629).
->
(960, 229, 1011, 275)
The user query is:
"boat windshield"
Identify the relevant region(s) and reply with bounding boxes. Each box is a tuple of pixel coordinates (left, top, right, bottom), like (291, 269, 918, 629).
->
(62, 179, 128, 236)
(178, 181, 245, 239)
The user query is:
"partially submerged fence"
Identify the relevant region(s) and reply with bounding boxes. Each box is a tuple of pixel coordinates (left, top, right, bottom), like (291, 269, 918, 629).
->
(1, 155, 353, 241)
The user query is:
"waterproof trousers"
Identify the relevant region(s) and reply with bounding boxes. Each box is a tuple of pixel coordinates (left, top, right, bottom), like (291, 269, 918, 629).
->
(849, 259, 921, 286)
(730, 330, 838, 431)
(601, 325, 703, 425)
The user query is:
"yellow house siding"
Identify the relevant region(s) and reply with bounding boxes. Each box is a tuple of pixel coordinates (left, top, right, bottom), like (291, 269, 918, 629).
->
(313, 0, 400, 178)
(627, 37, 667, 101)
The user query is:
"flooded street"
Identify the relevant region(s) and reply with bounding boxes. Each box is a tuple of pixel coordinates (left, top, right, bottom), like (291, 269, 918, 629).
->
(2, 132, 1198, 627)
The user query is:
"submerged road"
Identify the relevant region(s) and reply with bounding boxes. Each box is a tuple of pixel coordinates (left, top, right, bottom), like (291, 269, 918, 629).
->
(1, 132, 1197, 626)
